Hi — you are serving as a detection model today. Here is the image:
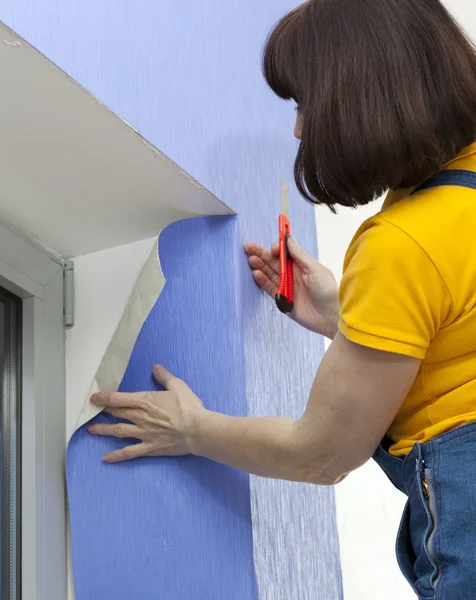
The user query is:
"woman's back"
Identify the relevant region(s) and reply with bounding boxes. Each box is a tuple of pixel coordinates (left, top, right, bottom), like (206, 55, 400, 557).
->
(340, 142, 476, 455)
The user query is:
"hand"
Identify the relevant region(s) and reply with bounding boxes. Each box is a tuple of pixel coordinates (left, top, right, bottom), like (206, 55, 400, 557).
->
(244, 238, 339, 339)
(88, 366, 205, 463)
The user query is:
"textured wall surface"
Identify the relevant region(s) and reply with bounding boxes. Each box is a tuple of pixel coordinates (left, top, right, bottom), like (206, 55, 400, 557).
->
(1, 1, 343, 598)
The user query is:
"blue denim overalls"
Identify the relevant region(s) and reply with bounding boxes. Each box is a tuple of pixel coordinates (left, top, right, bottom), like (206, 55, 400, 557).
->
(373, 169, 476, 600)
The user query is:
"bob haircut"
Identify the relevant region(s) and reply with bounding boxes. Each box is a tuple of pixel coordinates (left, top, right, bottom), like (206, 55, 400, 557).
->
(263, 0, 476, 209)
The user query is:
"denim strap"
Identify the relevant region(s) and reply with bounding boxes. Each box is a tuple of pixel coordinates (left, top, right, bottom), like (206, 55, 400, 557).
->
(411, 169, 476, 194)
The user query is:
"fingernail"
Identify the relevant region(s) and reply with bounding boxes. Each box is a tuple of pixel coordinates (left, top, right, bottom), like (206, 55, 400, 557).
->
(103, 454, 112, 463)
(90, 394, 99, 404)
(153, 365, 161, 373)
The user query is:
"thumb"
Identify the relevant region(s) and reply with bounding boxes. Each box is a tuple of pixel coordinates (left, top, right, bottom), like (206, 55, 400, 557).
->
(153, 365, 181, 391)
(287, 237, 314, 269)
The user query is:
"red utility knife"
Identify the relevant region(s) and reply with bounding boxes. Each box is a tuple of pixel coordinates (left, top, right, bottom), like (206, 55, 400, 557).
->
(275, 179, 294, 314)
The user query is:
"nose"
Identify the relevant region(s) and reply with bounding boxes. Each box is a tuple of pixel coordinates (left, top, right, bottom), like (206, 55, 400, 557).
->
(294, 113, 303, 140)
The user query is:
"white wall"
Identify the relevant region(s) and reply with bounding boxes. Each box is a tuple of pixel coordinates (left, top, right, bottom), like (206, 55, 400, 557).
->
(443, 0, 474, 26)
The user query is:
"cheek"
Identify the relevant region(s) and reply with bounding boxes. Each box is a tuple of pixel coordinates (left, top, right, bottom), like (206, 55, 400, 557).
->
(294, 114, 303, 140)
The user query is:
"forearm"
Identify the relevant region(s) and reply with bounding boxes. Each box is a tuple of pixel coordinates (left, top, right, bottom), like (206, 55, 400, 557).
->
(188, 411, 337, 484)
(190, 412, 301, 480)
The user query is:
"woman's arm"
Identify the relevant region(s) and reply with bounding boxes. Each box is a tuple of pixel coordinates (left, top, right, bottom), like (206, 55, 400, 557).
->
(89, 331, 420, 484)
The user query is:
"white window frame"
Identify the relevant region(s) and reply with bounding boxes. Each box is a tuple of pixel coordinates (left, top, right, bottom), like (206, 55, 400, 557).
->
(0, 219, 66, 600)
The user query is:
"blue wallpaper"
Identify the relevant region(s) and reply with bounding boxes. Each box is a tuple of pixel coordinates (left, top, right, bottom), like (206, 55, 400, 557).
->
(1, 1, 343, 598)
(67, 217, 259, 599)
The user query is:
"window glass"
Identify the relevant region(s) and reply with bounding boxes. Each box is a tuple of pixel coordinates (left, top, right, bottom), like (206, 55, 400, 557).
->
(0, 288, 21, 600)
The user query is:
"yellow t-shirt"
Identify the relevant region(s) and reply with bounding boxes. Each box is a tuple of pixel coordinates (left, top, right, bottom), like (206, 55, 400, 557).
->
(339, 142, 476, 456)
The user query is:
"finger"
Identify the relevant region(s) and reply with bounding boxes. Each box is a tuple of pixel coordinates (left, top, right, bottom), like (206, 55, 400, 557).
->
(153, 365, 183, 391)
(88, 422, 142, 439)
(252, 270, 277, 297)
(271, 243, 279, 257)
(90, 391, 145, 409)
(248, 255, 280, 285)
(244, 242, 265, 256)
(103, 443, 149, 463)
(287, 237, 314, 269)
(244, 243, 279, 270)
(103, 407, 142, 423)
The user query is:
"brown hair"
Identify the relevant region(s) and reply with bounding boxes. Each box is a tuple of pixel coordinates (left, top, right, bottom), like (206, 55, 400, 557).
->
(263, 0, 476, 209)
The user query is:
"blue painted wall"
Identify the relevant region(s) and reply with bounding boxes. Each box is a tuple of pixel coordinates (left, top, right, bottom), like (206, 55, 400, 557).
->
(2, 2, 343, 598)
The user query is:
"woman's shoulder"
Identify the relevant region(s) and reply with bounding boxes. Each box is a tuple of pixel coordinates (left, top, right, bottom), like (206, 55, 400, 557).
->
(345, 182, 476, 319)
(352, 181, 476, 252)
(344, 210, 422, 272)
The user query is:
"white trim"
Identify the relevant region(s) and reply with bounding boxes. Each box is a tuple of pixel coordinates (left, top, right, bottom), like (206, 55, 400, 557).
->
(0, 220, 66, 600)
(0, 22, 232, 260)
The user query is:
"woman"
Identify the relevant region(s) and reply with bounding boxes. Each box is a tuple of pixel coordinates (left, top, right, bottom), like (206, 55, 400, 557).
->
(89, 1, 476, 597)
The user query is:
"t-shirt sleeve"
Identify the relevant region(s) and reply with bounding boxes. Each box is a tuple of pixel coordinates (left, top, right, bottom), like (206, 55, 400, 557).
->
(338, 217, 451, 359)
